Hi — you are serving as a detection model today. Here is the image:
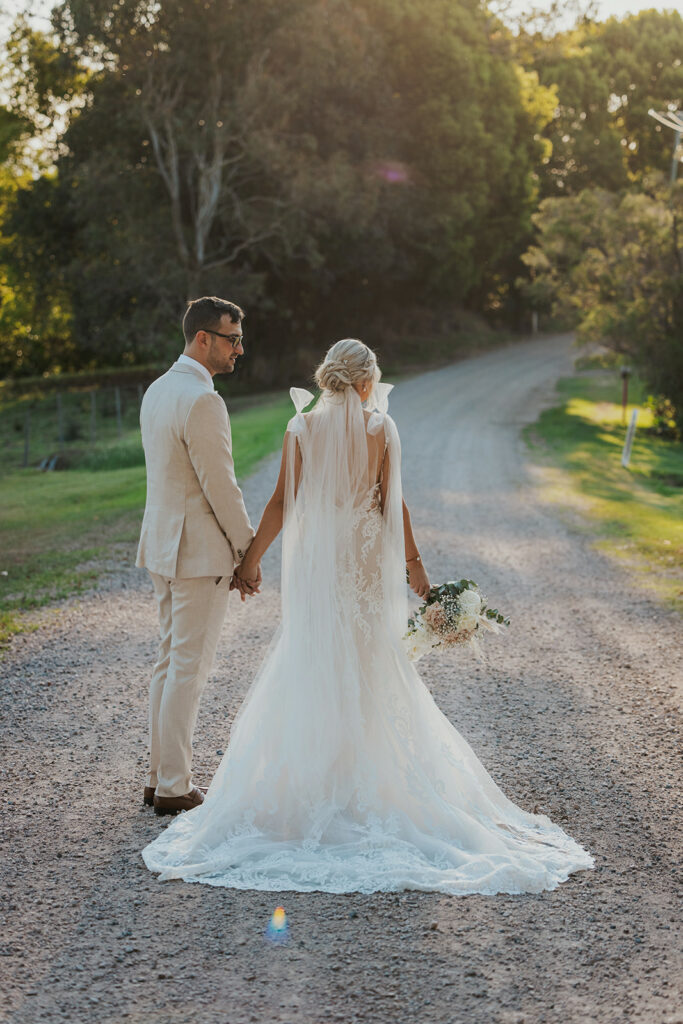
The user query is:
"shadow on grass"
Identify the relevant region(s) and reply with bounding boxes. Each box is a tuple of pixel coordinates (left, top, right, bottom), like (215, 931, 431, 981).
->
(525, 373, 683, 609)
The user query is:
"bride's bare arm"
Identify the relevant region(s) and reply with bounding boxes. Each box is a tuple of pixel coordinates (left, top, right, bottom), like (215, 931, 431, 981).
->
(402, 500, 431, 600)
(235, 433, 301, 588)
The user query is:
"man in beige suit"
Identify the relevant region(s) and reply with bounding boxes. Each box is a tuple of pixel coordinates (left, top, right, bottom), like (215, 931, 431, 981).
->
(136, 296, 258, 816)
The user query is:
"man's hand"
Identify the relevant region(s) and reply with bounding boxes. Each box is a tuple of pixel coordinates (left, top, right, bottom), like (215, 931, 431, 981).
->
(231, 559, 262, 601)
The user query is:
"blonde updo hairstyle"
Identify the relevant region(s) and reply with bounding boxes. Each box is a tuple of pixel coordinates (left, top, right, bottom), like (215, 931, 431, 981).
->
(314, 338, 381, 397)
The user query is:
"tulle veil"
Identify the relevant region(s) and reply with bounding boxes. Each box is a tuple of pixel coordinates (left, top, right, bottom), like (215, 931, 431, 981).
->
(282, 380, 406, 661)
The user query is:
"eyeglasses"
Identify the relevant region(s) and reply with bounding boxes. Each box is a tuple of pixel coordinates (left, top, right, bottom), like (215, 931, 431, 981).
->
(203, 328, 244, 349)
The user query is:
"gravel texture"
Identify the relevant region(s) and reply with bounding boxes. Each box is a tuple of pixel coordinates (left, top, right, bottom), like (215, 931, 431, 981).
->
(2, 334, 681, 1024)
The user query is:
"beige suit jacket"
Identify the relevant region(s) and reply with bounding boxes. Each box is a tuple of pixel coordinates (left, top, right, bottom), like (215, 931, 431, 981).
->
(136, 361, 254, 579)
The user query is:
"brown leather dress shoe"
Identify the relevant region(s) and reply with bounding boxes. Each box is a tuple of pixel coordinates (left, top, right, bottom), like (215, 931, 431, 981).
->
(153, 787, 205, 817)
(145, 784, 207, 807)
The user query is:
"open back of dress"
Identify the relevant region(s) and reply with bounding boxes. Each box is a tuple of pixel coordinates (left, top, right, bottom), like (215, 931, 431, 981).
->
(143, 385, 594, 894)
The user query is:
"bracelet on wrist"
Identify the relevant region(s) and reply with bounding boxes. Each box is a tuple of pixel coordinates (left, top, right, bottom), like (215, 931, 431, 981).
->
(406, 555, 421, 565)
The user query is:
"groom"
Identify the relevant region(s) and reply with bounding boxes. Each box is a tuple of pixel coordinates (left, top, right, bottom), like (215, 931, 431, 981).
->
(136, 296, 259, 816)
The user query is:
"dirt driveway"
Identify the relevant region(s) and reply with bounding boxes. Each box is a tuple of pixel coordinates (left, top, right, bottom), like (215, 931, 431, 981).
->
(2, 335, 681, 1024)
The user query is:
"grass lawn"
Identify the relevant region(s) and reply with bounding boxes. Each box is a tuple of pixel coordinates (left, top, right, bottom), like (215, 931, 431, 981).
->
(525, 372, 683, 610)
(0, 393, 294, 646)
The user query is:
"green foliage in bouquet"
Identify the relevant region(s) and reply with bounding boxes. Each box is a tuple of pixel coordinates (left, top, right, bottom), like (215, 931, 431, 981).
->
(407, 579, 510, 631)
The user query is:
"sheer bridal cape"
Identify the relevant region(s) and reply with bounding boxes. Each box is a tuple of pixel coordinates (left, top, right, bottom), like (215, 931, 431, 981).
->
(142, 384, 594, 894)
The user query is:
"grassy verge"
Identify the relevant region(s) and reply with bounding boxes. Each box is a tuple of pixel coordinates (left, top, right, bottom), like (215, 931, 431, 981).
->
(525, 371, 683, 610)
(0, 393, 294, 647)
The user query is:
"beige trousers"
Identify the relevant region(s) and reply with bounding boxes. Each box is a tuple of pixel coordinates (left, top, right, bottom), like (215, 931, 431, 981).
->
(147, 572, 230, 797)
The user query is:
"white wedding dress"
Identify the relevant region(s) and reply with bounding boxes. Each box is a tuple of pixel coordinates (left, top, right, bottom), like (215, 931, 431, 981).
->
(142, 384, 594, 894)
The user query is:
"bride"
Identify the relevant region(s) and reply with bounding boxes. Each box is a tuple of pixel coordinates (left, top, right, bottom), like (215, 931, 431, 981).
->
(142, 339, 594, 894)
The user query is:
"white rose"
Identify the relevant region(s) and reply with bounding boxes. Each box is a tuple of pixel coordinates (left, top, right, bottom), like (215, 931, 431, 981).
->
(458, 613, 479, 635)
(458, 589, 482, 615)
(408, 641, 429, 662)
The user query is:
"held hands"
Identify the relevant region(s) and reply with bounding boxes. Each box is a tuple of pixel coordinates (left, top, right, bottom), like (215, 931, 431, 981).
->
(407, 557, 430, 601)
(231, 557, 262, 602)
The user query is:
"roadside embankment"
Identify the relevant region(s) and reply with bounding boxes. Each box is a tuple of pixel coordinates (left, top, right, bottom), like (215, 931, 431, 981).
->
(524, 371, 683, 612)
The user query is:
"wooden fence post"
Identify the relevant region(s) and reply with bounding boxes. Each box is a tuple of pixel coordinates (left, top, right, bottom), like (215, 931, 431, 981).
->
(90, 390, 97, 445)
(115, 387, 123, 437)
(56, 393, 64, 449)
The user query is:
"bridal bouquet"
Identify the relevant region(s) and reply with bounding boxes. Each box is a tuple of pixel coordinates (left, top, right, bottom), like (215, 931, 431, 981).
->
(403, 579, 510, 662)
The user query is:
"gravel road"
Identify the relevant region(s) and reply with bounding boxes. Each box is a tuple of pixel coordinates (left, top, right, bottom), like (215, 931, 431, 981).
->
(2, 334, 681, 1024)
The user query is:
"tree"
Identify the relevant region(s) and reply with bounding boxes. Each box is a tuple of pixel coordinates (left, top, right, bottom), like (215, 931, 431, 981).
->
(520, 177, 683, 409)
(53, 0, 308, 301)
(522, 11, 683, 196)
(264, 0, 557, 322)
(0, 15, 85, 377)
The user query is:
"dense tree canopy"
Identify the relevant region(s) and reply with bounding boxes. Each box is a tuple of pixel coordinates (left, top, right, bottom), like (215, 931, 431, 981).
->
(0, 0, 558, 377)
(0, 1, 681, 403)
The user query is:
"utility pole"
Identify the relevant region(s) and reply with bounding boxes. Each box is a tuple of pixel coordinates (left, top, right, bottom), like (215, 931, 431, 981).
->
(648, 108, 683, 184)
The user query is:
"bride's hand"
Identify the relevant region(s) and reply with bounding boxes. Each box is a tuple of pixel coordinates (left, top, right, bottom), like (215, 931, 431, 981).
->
(233, 559, 261, 601)
(407, 559, 430, 601)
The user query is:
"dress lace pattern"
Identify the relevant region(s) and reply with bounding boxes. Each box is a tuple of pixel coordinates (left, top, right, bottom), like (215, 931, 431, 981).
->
(142, 386, 595, 895)
(338, 485, 384, 643)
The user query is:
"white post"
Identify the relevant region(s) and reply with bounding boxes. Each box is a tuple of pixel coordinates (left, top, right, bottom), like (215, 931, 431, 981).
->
(621, 409, 638, 468)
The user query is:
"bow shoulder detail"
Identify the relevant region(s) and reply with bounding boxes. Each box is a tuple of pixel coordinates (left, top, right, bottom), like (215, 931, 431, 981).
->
(287, 387, 315, 434)
(367, 382, 394, 435)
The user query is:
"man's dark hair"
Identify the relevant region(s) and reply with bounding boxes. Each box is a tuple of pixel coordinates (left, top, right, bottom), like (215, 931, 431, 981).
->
(182, 296, 245, 345)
